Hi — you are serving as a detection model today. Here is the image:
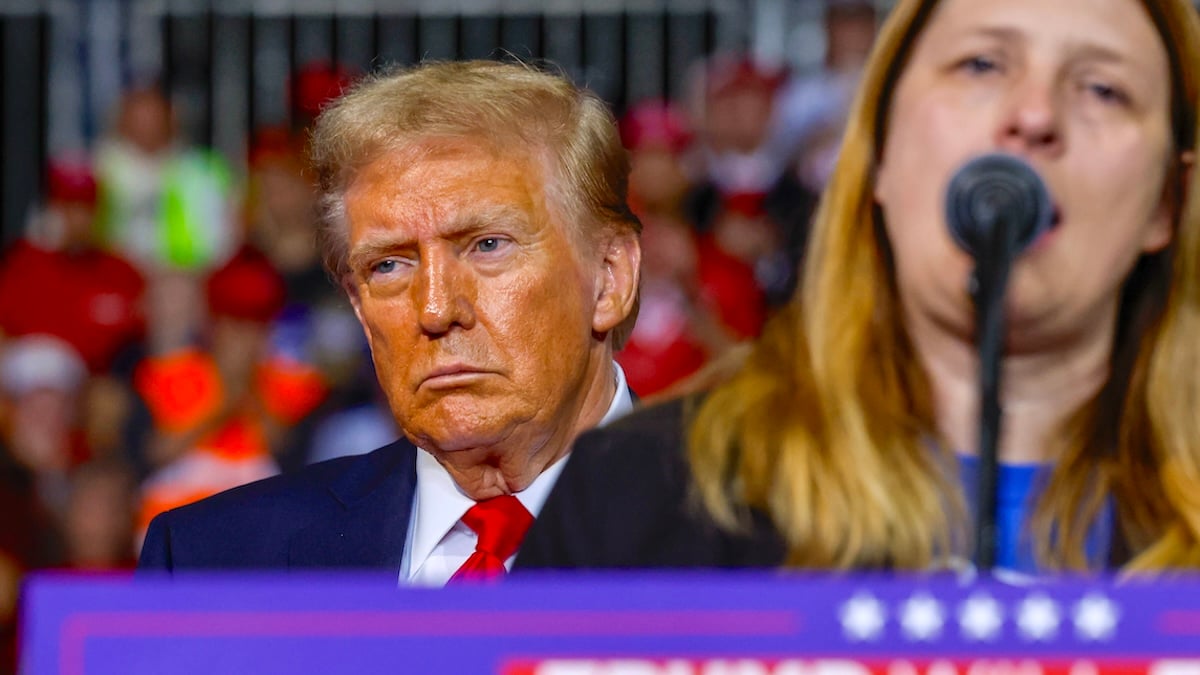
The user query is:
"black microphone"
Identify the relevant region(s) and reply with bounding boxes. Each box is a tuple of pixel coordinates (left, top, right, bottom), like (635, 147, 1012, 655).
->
(942, 153, 1053, 574)
(945, 153, 1054, 259)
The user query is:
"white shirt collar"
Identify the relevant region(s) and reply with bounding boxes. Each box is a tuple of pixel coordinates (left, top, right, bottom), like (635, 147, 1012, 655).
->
(404, 362, 633, 582)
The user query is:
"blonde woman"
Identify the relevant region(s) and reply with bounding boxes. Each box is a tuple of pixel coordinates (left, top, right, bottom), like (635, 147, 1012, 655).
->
(519, 0, 1200, 574)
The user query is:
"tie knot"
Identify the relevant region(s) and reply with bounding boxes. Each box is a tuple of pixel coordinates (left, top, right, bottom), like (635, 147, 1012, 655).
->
(460, 495, 534, 562)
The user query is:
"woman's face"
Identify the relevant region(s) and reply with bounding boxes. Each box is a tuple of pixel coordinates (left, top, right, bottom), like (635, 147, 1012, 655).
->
(875, 0, 1177, 353)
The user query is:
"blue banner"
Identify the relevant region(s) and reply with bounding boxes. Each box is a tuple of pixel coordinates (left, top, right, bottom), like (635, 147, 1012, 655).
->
(20, 572, 1200, 674)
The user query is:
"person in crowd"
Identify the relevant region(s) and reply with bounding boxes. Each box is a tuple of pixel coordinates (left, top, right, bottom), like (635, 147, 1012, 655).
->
(686, 57, 819, 306)
(62, 459, 138, 571)
(0, 158, 145, 376)
(0, 336, 91, 670)
(519, 0, 1200, 574)
(245, 76, 376, 470)
(0, 158, 147, 473)
(245, 129, 328, 306)
(774, 0, 878, 194)
(95, 85, 238, 274)
(246, 60, 356, 309)
(0, 340, 134, 668)
(135, 246, 325, 537)
(138, 60, 642, 584)
(688, 57, 790, 197)
(616, 100, 765, 397)
(0, 336, 90, 525)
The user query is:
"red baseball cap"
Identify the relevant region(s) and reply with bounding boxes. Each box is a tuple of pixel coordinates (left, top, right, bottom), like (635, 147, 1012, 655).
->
(291, 61, 357, 121)
(620, 100, 694, 155)
(206, 247, 287, 323)
(704, 57, 787, 100)
(46, 158, 98, 206)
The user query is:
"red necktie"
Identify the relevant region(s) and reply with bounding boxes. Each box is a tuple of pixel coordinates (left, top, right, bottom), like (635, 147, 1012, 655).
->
(449, 495, 534, 582)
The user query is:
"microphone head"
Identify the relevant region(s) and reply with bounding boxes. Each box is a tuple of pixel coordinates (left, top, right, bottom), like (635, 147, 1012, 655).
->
(944, 153, 1054, 259)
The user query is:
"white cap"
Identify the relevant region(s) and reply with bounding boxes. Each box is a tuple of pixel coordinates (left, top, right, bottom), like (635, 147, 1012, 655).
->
(0, 335, 87, 396)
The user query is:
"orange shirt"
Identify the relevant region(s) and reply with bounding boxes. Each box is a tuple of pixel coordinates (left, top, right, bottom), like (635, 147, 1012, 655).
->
(134, 348, 327, 531)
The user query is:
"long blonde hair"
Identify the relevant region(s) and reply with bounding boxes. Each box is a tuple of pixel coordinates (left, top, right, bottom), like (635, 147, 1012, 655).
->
(688, 0, 1200, 572)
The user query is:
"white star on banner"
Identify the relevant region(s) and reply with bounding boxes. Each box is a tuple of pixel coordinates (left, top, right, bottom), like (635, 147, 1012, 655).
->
(1017, 593, 1061, 641)
(958, 592, 1004, 641)
(1073, 593, 1119, 641)
(900, 592, 945, 641)
(840, 592, 887, 642)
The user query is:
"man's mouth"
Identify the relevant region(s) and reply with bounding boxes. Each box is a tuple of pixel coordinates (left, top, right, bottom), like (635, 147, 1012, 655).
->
(420, 364, 491, 389)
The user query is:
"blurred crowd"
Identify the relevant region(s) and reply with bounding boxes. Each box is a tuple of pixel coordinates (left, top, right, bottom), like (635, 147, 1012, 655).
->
(0, 0, 878, 667)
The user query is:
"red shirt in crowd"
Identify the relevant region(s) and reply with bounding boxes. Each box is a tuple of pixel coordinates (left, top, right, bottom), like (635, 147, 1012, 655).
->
(0, 241, 145, 372)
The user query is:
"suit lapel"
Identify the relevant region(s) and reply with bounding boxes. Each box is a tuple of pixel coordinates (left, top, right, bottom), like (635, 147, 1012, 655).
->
(287, 438, 418, 574)
(282, 381, 634, 574)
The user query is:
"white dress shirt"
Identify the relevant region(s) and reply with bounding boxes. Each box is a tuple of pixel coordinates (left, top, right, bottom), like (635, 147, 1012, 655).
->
(400, 363, 634, 586)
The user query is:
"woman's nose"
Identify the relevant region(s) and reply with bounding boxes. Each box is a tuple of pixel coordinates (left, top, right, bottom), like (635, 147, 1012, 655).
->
(994, 75, 1064, 157)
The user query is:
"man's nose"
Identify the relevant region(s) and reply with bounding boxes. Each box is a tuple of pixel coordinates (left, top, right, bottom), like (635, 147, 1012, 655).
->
(414, 252, 476, 336)
(994, 75, 1064, 157)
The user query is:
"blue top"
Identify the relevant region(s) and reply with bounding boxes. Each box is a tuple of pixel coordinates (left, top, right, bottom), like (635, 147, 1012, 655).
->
(957, 454, 1113, 573)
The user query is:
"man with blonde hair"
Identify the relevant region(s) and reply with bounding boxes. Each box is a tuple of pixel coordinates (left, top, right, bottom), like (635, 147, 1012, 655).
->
(139, 60, 642, 584)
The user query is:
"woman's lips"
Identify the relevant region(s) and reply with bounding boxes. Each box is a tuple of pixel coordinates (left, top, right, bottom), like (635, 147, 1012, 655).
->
(1027, 204, 1062, 253)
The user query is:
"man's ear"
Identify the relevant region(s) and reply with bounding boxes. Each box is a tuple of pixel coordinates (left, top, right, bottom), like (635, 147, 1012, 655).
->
(591, 230, 642, 335)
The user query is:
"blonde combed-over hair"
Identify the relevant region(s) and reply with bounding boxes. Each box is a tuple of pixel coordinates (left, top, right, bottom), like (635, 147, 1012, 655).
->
(309, 59, 641, 346)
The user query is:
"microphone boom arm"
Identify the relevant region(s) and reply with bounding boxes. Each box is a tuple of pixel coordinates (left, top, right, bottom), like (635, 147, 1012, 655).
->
(970, 210, 1019, 572)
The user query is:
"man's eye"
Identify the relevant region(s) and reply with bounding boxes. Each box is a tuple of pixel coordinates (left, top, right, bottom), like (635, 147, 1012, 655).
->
(476, 238, 503, 253)
(374, 259, 399, 274)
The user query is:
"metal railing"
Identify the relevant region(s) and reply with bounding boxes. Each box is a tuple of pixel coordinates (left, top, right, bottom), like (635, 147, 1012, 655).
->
(1, 0, 758, 243)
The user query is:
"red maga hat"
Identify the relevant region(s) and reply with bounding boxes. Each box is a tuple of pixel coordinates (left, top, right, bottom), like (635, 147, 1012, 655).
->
(206, 247, 287, 323)
(291, 61, 356, 121)
(704, 57, 788, 100)
(621, 100, 694, 155)
(46, 158, 98, 205)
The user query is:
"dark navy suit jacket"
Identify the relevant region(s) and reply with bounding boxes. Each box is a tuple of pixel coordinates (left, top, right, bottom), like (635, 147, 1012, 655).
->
(138, 439, 419, 575)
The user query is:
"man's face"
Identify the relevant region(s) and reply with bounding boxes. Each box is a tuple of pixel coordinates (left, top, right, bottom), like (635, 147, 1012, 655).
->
(119, 91, 174, 156)
(54, 201, 97, 250)
(343, 140, 635, 497)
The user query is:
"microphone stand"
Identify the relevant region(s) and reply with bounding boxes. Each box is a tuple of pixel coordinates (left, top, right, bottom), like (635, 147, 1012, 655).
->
(970, 213, 1017, 573)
